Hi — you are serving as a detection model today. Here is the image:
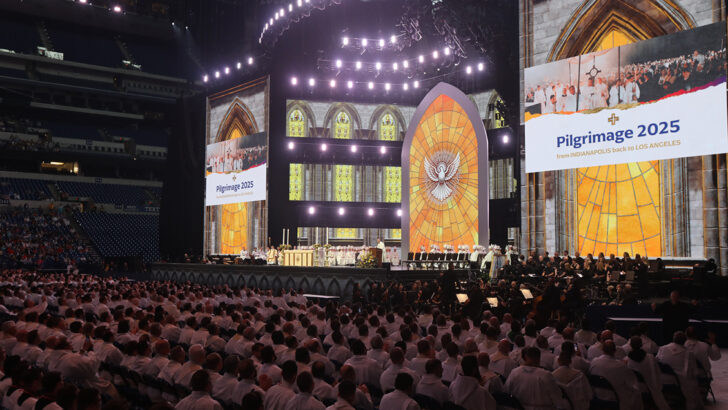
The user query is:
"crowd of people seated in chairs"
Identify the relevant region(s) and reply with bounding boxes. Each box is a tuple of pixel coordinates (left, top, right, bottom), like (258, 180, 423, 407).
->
(0, 208, 97, 271)
(0, 267, 721, 410)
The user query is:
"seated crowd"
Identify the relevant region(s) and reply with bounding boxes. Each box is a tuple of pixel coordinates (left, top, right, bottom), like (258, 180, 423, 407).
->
(0, 208, 96, 271)
(0, 269, 721, 410)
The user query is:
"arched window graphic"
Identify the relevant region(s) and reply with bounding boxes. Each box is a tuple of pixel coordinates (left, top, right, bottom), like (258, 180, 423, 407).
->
(289, 163, 304, 201)
(287, 108, 306, 137)
(213, 99, 258, 255)
(333, 111, 352, 139)
(378, 112, 397, 141)
(402, 83, 489, 253)
(384, 166, 401, 203)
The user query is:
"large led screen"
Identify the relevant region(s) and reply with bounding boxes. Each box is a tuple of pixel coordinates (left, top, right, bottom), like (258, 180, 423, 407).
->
(204, 78, 269, 255)
(524, 22, 728, 173)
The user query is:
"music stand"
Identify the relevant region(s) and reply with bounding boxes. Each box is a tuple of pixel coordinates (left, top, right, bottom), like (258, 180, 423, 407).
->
(487, 297, 498, 307)
(456, 294, 469, 303)
(520, 289, 534, 300)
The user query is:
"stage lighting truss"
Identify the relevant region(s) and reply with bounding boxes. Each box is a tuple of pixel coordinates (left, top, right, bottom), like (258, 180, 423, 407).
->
(319, 45, 460, 76)
(259, 0, 343, 47)
(287, 62, 482, 91)
(201, 55, 260, 84)
(339, 34, 407, 51)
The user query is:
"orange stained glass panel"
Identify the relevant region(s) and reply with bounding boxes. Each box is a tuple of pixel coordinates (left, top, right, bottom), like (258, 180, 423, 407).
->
(409, 94, 479, 251)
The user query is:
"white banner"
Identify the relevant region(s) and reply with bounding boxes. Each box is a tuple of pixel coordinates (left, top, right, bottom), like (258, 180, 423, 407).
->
(525, 82, 728, 173)
(205, 164, 266, 206)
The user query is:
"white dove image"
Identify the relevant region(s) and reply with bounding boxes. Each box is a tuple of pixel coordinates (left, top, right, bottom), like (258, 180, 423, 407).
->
(424, 151, 460, 202)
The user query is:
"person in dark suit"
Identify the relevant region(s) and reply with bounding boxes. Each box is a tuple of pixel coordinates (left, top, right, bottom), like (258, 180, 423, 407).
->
(652, 290, 697, 343)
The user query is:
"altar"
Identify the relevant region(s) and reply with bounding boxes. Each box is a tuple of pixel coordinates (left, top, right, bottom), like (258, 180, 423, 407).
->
(280, 249, 315, 267)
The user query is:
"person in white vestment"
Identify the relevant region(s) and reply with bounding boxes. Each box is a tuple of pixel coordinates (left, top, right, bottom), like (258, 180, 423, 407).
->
(552, 349, 591, 410)
(685, 326, 721, 379)
(380, 348, 419, 393)
(589, 341, 643, 410)
(326, 381, 357, 410)
(505, 347, 565, 410)
(378, 373, 420, 410)
(448, 355, 496, 410)
(625, 337, 670, 410)
(174, 370, 223, 410)
(656, 331, 703, 410)
(284, 372, 326, 410)
(264, 361, 298, 410)
(415, 359, 451, 405)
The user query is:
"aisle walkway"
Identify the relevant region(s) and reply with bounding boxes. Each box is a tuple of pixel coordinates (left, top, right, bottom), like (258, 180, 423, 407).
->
(707, 349, 728, 409)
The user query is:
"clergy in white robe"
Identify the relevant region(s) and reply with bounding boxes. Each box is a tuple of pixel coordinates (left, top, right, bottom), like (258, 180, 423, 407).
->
(656, 332, 703, 410)
(284, 372, 326, 410)
(415, 359, 451, 405)
(685, 327, 721, 378)
(552, 353, 592, 410)
(263, 361, 298, 410)
(505, 347, 565, 410)
(379, 373, 420, 410)
(174, 370, 223, 410)
(448, 356, 496, 410)
(588, 341, 642, 410)
(625, 337, 670, 410)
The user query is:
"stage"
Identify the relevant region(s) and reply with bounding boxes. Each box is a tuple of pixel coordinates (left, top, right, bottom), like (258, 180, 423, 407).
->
(149, 263, 445, 297)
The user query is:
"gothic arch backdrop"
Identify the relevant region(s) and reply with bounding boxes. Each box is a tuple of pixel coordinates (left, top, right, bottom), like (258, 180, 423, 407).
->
(402, 82, 490, 255)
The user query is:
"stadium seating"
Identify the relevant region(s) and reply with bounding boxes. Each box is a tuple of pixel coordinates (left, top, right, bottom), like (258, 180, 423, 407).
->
(0, 178, 53, 200)
(0, 15, 40, 54)
(74, 211, 159, 263)
(56, 181, 156, 206)
(46, 23, 123, 68)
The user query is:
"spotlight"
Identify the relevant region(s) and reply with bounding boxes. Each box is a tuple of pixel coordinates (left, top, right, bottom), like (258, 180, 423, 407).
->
(432, 50, 439, 59)
(214, 71, 220, 78)
(288, 141, 295, 150)
(396, 209, 403, 217)
(375, 62, 381, 70)
(79, 0, 87, 3)
(291, 77, 298, 85)
(297, 0, 302, 6)
(308, 78, 315, 87)
(403, 83, 408, 91)
(275, 12, 279, 19)
(392, 62, 398, 71)
(418, 55, 424, 63)
(384, 83, 391, 91)
(112, 5, 121, 12)
(305, 0, 310, 2)
(342, 37, 349, 46)
(367, 208, 374, 216)
(329, 79, 336, 88)
(380, 146, 386, 154)
(355, 61, 362, 70)
(308, 206, 315, 215)
(280, 8, 284, 16)
(203, 75, 208, 83)
(338, 207, 345, 216)
(413, 80, 419, 88)
(288, 3, 292, 11)
(172, 22, 175, 26)
(390, 35, 397, 44)
(270, 18, 273, 25)
(248, 57, 254, 65)
(321, 143, 327, 151)
(444, 47, 451, 56)
(224, 67, 230, 75)
(347, 80, 353, 89)
(368, 82, 374, 90)
(466, 65, 472, 74)
(478, 62, 484, 71)
(379, 38, 385, 48)
(236, 62, 241, 69)
(335, 59, 342, 68)
(361, 38, 368, 47)
(351, 145, 357, 153)
(403, 60, 409, 68)
(502, 134, 510, 144)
